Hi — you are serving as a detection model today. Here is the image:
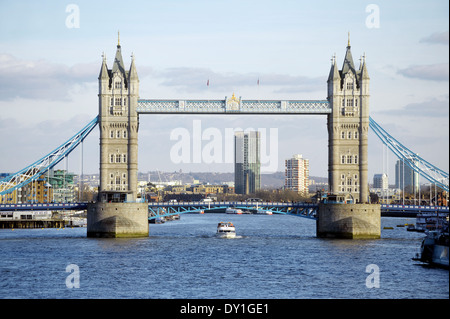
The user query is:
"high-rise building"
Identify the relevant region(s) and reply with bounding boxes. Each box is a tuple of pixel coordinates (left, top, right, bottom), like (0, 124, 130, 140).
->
(395, 158, 419, 193)
(234, 131, 260, 194)
(285, 154, 310, 194)
(373, 173, 388, 190)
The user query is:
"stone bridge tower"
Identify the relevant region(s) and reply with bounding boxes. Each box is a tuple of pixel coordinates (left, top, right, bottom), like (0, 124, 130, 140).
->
(317, 37, 380, 239)
(327, 37, 370, 204)
(98, 35, 139, 202)
(87, 36, 148, 238)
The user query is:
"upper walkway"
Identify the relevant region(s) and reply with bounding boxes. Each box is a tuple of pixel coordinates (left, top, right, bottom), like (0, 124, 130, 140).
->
(137, 98, 331, 114)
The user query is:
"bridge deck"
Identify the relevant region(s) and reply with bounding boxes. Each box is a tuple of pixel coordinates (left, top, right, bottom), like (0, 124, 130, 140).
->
(137, 99, 331, 114)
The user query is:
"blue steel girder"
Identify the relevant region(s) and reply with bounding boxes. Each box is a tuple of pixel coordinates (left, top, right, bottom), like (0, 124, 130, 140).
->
(0, 116, 99, 197)
(369, 117, 449, 191)
(239, 205, 318, 219)
(147, 202, 318, 220)
(148, 205, 228, 219)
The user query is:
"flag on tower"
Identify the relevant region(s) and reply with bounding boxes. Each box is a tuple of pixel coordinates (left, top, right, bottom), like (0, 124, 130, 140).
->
(207, 79, 209, 87)
(257, 78, 260, 86)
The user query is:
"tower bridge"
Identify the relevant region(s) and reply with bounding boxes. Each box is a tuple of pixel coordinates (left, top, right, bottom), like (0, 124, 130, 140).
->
(90, 35, 375, 238)
(1, 36, 448, 238)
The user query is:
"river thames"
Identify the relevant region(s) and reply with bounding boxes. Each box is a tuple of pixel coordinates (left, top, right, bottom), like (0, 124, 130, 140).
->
(0, 214, 448, 299)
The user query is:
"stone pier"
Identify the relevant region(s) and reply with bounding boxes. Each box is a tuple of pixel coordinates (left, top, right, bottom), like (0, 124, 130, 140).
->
(316, 203, 381, 239)
(87, 202, 149, 238)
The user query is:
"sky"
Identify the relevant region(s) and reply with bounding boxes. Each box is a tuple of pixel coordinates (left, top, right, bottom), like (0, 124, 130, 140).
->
(0, 0, 448, 184)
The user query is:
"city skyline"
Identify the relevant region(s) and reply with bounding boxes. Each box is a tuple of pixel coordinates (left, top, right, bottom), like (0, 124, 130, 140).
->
(0, 1, 448, 182)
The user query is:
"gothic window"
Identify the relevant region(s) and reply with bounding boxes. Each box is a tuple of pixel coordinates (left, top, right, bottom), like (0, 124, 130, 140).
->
(354, 131, 358, 139)
(354, 155, 358, 164)
(342, 99, 345, 106)
(347, 82, 353, 90)
(123, 98, 127, 106)
(115, 98, 122, 106)
(348, 131, 352, 139)
(116, 130, 120, 138)
(110, 130, 114, 138)
(122, 154, 127, 163)
(115, 81, 122, 89)
(341, 155, 346, 164)
(110, 155, 114, 163)
(346, 99, 353, 107)
(341, 131, 345, 139)
(116, 154, 121, 163)
(123, 130, 127, 138)
(347, 156, 352, 164)
(355, 99, 358, 107)
(347, 178, 352, 185)
(115, 176, 121, 185)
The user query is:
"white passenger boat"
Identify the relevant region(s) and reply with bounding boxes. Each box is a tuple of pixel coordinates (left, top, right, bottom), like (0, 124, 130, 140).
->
(256, 210, 273, 215)
(216, 222, 236, 238)
(226, 208, 242, 214)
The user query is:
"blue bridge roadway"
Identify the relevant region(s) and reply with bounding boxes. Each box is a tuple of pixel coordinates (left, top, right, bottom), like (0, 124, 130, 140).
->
(0, 202, 448, 220)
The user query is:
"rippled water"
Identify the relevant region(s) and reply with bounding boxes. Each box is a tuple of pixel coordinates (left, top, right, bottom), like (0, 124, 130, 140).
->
(0, 214, 448, 299)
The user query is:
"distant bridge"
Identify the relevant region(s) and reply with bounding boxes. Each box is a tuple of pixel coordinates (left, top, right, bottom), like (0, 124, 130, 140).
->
(0, 202, 447, 220)
(147, 201, 319, 220)
(0, 202, 88, 211)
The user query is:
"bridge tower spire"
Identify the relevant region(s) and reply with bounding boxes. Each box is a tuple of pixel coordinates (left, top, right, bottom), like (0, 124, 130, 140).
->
(327, 39, 370, 204)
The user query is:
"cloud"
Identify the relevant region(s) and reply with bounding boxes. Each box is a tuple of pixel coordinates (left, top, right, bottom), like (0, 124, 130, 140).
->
(0, 54, 97, 101)
(380, 97, 449, 118)
(420, 31, 449, 45)
(155, 67, 325, 93)
(397, 63, 449, 82)
(0, 53, 155, 101)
